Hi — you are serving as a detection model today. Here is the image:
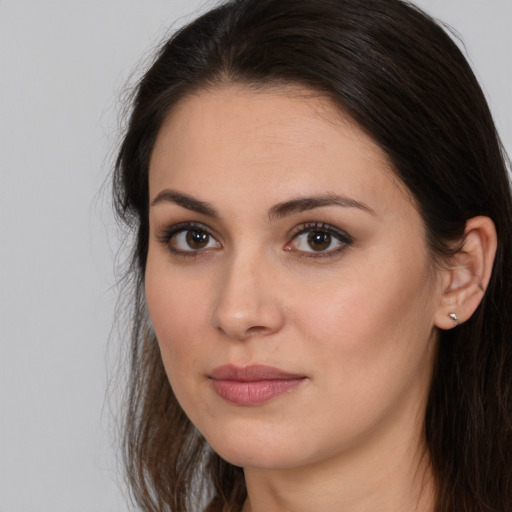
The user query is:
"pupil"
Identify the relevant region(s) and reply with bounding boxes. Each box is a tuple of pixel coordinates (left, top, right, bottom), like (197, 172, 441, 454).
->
(186, 229, 209, 248)
(308, 231, 331, 251)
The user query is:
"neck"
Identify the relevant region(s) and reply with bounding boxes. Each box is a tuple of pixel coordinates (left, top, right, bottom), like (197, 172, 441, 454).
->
(241, 414, 435, 512)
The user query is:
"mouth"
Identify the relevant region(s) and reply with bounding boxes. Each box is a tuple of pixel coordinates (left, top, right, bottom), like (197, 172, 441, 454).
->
(209, 364, 306, 406)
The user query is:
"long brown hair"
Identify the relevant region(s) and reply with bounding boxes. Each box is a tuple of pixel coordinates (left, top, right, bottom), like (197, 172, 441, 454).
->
(113, 0, 512, 510)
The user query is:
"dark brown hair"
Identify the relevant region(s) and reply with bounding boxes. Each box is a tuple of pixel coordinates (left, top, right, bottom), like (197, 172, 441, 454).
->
(113, 0, 512, 510)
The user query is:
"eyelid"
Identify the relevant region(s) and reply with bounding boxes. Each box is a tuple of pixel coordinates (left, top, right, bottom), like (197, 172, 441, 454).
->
(285, 221, 353, 257)
(156, 220, 352, 259)
(157, 221, 222, 256)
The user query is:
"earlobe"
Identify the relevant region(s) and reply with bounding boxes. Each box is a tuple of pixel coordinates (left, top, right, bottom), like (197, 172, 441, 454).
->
(434, 216, 497, 330)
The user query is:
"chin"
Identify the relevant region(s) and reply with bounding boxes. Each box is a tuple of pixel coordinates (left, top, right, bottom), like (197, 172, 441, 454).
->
(213, 445, 301, 470)
(203, 426, 320, 471)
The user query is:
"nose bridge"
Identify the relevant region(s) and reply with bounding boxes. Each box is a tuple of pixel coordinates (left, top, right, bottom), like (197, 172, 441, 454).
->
(212, 244, 284, 340)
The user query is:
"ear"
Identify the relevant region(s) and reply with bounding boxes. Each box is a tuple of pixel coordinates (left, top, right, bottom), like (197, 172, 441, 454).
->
(434, 216, 497, 330)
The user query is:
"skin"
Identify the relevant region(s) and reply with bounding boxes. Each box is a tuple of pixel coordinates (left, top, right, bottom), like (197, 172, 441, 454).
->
(145, 84, 450, 511)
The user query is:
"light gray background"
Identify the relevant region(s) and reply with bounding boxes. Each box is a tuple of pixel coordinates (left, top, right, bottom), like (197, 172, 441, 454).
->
(1, 1, 510, 511)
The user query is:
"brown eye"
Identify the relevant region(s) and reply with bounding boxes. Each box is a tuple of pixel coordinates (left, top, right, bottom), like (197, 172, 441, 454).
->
(185, 229, 210, 249)
(285, 223, 353, 257)
(307, 231, 332, 251)
(168, 226, 221, 253)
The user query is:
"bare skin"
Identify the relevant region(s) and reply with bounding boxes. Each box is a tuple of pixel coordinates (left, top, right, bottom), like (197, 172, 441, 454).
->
(145, 84, 495, 512)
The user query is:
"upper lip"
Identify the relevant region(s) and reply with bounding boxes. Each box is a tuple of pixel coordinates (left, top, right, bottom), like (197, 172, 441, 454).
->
(209, 364, 305, 381)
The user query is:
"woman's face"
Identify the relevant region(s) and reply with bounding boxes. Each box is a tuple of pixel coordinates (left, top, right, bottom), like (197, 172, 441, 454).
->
(145, 85, 444, 470)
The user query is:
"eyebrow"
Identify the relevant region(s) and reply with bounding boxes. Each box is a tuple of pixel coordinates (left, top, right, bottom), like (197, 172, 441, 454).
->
(151, 189, 218, 217)
(150, 189, 375, 219)
(268, 194, 376, 220)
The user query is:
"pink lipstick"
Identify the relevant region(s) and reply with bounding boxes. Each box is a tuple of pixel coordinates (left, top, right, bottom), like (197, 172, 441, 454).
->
(209, 364, 306, 406)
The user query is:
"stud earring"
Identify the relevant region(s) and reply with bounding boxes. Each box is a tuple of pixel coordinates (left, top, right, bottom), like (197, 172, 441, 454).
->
(449, 312, 460, 326)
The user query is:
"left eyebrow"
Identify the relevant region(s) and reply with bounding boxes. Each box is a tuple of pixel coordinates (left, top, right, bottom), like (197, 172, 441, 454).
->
(268, 194, 376, 221)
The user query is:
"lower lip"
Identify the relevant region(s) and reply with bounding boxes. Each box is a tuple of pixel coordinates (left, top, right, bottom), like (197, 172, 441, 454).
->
(211, 378, 305, 406)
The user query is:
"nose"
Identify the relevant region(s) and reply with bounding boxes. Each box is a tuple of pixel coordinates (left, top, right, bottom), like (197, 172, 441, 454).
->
(211, 250, 285, 340)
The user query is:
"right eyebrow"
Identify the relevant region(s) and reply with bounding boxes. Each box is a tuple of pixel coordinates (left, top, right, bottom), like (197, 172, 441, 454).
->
(150, 189, 218, 218)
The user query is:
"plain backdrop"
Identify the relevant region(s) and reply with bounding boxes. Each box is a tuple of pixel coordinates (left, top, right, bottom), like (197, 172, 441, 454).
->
(0, 1, 510, 511)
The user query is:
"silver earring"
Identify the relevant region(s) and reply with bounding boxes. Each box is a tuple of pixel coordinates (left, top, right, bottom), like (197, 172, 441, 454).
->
(449, 312, 460, 326)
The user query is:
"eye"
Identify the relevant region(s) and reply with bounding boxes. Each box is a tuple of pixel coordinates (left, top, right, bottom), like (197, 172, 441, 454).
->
(285, 222, 352, 256)
(159, 223, 221, 255)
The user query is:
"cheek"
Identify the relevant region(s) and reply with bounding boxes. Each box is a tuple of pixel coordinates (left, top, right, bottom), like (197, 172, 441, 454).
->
(278, 251, 437, 446)
(288, 245, 436, 380)
(144, 258, 212, 376)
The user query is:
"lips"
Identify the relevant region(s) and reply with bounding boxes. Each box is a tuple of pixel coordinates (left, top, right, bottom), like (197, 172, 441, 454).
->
(209, 364, 306, 406)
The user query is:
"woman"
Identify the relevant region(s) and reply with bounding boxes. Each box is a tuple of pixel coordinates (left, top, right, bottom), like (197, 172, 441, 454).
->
(113, 0, 512, 510)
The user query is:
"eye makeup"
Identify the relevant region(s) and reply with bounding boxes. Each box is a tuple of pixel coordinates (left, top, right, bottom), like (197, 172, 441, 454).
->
(157, 221, 222, 258)
(156, 219, 353, 260)
(284, 221, 353, 259)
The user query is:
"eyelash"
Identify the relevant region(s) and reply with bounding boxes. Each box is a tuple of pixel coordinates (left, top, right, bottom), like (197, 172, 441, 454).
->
(286, 221, 353, 259)
(157, 221, 353, 259)
(157, 222, 220, 258)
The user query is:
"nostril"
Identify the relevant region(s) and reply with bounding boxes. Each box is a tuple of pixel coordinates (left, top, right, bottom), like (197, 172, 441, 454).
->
(245, 325, 270, 336)
(216, 324, 270, 339)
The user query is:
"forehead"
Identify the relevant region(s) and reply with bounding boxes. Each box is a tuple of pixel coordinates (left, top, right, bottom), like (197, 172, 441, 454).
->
(149, 84, 409, 217)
